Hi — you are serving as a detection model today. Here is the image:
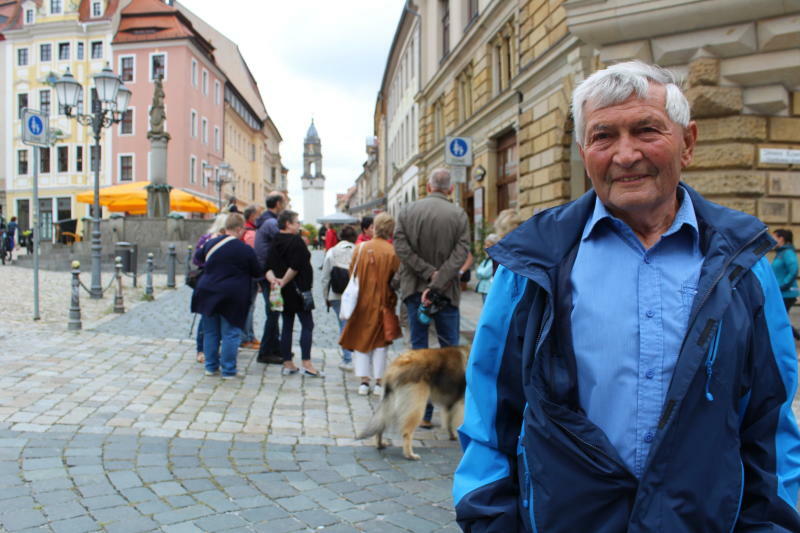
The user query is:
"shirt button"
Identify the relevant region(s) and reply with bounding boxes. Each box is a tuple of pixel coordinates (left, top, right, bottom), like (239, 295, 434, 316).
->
(644, 432, 655, 443)
(646, 310, 655, 318)
(645, 369, 655, 379)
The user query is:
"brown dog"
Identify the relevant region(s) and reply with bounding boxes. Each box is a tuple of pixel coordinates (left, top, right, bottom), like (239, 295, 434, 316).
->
(357, 345, 470, 460)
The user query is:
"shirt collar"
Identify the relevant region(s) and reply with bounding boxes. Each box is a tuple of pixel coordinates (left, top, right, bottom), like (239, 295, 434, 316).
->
(582, 185, 699, 243)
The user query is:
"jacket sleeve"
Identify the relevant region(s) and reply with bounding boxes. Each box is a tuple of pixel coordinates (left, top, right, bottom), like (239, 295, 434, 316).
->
(393, 208, 436, 282)
(429, 211, 470, 294)
(738, 258, 800, 532)
(321, 249, 333, 300)
(454, 266, 528, 532)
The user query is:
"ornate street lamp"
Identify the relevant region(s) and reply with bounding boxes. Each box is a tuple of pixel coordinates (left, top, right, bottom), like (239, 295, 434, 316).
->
(215, 162, 232, 210)
(55, 64, 131, 299)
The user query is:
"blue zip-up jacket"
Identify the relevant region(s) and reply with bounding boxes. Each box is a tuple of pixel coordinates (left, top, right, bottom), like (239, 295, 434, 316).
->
(454, 185, 800, 532)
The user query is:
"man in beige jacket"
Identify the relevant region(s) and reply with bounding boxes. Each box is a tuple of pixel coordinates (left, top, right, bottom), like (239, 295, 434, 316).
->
(394, 167, 471, 426)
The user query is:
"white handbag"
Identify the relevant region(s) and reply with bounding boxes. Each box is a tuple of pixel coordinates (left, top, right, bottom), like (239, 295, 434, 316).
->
(339, 245, 363, 320)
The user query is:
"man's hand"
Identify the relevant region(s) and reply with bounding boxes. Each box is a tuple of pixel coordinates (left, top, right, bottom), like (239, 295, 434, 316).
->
(421, 288, 432, 306)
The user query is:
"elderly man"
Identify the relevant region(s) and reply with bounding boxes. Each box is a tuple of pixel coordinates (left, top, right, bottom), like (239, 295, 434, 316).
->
(395, 168, 470, 425)
(454, 61, 800, 532)
(255, 192, 287, 364)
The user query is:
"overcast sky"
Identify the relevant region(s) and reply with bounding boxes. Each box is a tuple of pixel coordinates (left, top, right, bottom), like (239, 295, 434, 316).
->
(180, 0, 404, 220)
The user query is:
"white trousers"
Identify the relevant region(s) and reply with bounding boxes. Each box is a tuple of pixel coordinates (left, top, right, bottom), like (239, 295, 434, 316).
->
(353, 347, 387, 381)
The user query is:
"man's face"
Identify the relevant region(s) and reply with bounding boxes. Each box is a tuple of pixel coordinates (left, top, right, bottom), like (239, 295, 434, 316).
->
(578, 83, 697, 220)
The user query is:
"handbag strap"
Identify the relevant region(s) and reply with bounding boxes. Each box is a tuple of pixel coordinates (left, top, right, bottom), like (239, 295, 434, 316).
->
(351, 244, 363, 276)
(205, 235, 235, 263)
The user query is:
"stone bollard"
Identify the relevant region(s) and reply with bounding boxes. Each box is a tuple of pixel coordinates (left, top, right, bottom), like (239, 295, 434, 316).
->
(68, 260, 82, 331)
(185, 245, 193, 284)
(167, 244, 176, 288)
(113, 256, 125, 313)
(144, 253, 154, 301)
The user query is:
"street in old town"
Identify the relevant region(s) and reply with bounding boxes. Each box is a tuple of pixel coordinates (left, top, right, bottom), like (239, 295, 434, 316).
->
(0, 250, 481, 532)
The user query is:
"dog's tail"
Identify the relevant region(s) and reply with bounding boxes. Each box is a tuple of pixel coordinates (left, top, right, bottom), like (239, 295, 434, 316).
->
(357, 384, 395, 440)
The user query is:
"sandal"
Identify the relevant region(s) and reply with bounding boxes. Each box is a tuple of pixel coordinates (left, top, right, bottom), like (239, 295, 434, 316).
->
(196, 352, 205, 363)
(418, 420, 434, 429)
(301, 368, 323, 378)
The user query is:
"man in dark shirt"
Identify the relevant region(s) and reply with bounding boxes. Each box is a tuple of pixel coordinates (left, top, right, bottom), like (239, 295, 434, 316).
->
(255, 192, 287, 364)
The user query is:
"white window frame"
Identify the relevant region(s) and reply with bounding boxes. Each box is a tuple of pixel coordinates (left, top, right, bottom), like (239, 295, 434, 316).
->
(190, 110, 197, 138)
(76, 41, 84, 60)
(201, 117, 208, 144)
(202, 69, 208, 95)
(191, 59, 197, 87)
(56, 144, 69, 173)
(119, 106, 135, 136)
(201, 160, 208, 187)
(50, 0, 62, 15)
(118, 153, 134, 182)
(25, 8, 35, 24)
(214, 126, 220, 152)
(40, 42, 52, 63)
(214, 80, 221, 105)
(149, 52, 167, 81)
(189, 155, 197, 184)
(17, 47, 29, 66)
(91, 0, 102, 17)
(118, 54, 135, 83)
(90, 40, 103, 59)
(57, 41, 70, 61)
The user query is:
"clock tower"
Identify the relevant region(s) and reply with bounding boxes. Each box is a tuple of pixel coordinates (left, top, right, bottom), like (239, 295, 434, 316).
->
(301, 119, 325, 224)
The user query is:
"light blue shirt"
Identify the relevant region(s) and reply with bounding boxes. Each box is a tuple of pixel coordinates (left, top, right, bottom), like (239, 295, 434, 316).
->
(570, 187, 704, 477)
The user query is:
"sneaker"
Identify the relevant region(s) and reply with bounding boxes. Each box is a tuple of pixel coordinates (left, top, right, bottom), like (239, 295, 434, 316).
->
(338, 361, 354, 371)
(221, 373, 240, 380)
(358, 383, 370, 396)
(281, 367, 299, 376)
(372, 384, 383, 396)
(204, 369, 219, 376)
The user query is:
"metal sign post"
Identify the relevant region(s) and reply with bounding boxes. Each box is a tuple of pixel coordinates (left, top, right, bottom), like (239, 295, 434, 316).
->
(21, 108, 49, 321)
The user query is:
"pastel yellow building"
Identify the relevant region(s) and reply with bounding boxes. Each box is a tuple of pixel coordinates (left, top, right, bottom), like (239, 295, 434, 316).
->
(3, 0, 121, 240)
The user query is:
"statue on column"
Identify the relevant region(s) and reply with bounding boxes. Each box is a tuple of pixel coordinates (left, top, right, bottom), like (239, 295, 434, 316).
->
(147, 75, 172, 217)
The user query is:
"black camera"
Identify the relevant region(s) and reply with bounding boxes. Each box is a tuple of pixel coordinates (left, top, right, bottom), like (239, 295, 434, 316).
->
(417, 289, 450, 325)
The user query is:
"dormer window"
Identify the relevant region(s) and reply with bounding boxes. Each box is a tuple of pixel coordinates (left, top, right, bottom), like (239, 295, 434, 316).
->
(25, 9, 34, 24)
(50, 0, 62, 14)
(91, 1, 102, 17)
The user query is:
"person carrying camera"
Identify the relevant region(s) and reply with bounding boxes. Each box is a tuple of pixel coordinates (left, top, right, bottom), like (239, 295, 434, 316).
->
(394, 167, 470, 428)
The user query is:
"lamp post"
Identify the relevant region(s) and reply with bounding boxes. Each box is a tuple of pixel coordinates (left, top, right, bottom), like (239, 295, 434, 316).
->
(55, 64, 131, 299)
(215, 162, 232, 210)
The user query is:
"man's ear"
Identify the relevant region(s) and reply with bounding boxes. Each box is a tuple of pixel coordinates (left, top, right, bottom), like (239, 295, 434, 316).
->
(681, 121, 698, 169)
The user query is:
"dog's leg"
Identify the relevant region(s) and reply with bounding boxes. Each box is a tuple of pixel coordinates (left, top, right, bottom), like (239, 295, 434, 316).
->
(376, 431, 386, 450)
(446, 400, 464, 440)
(401, 384, 428, 460)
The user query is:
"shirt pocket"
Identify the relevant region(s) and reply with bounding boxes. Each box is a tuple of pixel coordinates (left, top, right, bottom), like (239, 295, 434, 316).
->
(680, 280, 699, 320)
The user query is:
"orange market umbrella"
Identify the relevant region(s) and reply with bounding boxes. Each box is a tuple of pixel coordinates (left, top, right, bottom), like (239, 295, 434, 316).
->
(76, 181, 219, 214)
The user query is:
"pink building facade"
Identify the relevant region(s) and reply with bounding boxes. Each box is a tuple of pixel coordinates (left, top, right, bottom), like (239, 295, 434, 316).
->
(110, 0, 224, 204)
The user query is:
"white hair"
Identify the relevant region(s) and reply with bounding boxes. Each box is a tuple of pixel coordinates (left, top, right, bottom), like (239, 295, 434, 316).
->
(428, 168, 452, 192)
(571, 61, 690, 146)
(207, 214, 227, 235)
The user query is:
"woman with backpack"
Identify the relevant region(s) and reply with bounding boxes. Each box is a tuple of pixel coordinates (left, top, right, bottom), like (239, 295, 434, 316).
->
(321, 225, 358, 371)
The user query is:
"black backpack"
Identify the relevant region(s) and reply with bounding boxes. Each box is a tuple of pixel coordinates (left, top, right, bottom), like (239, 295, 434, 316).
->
(329, 266, 350, 294)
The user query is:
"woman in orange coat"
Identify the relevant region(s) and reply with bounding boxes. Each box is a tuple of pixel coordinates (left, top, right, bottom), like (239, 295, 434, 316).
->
(339, 213, 400, 396)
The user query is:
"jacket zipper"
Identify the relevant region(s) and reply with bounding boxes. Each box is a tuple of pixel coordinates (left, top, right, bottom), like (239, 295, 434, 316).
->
(729, 459, 744, 533)
(517, 407, 538, 532)
(704, 321, 722, 402)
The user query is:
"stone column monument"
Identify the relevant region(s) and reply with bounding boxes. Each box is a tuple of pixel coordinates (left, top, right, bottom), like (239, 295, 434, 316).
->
(146, 75, 172, 217)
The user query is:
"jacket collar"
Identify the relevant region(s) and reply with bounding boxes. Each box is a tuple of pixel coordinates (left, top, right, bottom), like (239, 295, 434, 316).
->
(490, 183, 770, 282)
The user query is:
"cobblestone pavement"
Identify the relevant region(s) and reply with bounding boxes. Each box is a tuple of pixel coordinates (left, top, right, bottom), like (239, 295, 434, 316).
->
(0, 251, 475, 532)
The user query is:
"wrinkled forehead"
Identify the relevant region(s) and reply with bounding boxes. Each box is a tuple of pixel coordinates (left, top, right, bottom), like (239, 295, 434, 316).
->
(583, 81, 667, 116)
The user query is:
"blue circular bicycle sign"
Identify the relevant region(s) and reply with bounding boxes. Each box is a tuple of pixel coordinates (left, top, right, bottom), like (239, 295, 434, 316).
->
(27, 115, 43, 136)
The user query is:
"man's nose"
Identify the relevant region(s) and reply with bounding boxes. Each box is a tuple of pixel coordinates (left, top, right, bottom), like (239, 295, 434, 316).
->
(612, 134, 642, 168)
